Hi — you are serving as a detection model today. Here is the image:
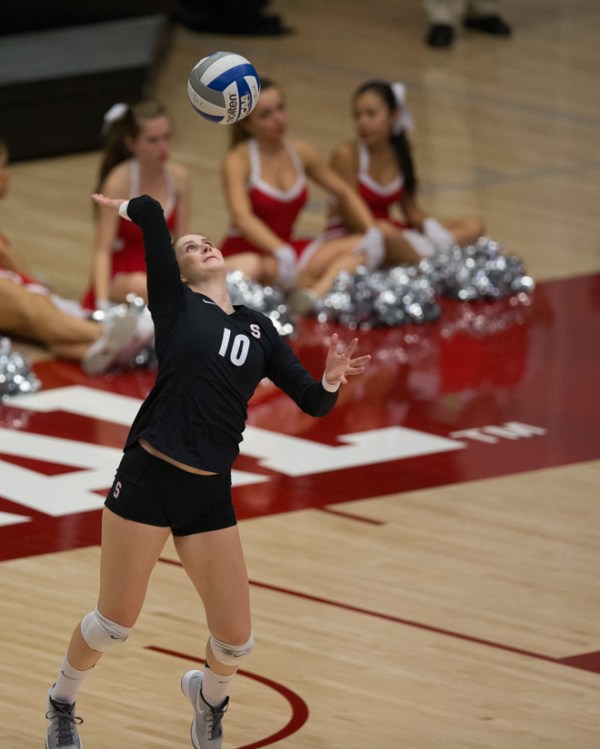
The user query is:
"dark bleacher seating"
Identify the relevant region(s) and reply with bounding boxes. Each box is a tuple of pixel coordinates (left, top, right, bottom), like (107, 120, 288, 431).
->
(0, 2, 172, 161)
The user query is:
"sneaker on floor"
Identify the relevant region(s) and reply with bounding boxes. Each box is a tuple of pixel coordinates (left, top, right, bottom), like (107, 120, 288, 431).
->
(45, 689, 83, 749)
(464, 14, 512, 35)
(112, 305, 155, 368)
(181, 670, 229, 749)
(82, 310, 140, 375)
(426, 23, 454, 47)
(402, 229, 437, 258)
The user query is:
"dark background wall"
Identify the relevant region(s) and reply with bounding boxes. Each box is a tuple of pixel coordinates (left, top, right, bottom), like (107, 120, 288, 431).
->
(0, 1, 173, 161)
(1, 0, 171, 33)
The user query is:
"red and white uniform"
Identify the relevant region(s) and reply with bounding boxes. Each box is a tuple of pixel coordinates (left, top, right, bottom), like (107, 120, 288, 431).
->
(220, 139, 311, 258)
(0, 232, 49, 295)
(0, 234, 86, 319)
(0, 267, 48, 296)
(328, 140, 407, 230)
(82, 160, 178, 309)
(357, 141, 405, 221)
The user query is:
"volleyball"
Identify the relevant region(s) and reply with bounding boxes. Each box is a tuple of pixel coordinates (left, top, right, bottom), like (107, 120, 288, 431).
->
(187, 51, 260, 125)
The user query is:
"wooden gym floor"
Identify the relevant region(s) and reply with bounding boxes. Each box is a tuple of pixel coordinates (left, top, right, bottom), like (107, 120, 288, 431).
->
(1, 1, 599, 747)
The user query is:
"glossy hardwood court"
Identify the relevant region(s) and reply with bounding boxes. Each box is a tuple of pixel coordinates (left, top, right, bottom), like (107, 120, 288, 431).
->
(1, 1, 599, 748)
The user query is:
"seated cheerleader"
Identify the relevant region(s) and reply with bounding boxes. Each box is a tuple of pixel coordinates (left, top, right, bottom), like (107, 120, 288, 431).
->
(0, 138, 151, 374)
(328, 80, 484, 263)
(82, 99, 191, 311)
(220, 77, 391, 305)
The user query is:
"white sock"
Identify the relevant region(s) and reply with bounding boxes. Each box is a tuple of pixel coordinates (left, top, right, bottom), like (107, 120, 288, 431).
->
(402, 228, 437, 258)
(51, 656, 93, 705)
(202, 665, 234, 707)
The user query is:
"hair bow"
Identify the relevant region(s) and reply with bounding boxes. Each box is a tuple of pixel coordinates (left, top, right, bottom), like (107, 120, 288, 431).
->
(101, 102, 129, 135)
(391, 83, 415, 134)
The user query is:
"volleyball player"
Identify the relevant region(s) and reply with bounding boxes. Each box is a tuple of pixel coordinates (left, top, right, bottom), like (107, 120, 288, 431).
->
(44, 192, 370, 749)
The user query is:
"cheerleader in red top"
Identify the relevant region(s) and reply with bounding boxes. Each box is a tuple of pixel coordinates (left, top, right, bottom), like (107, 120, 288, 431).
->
(82, 99, 191, 311)
(328, 80, 484, 264)
(221, 78, 386, 303)
(0, 138, 149, 373)
(327, 138, 408, 234)
(220, 137, 310, 259)
(354, 140, 406, 223)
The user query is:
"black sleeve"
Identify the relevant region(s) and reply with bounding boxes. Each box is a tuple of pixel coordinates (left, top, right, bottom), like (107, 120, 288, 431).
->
(266, 329, 338, 417)
(126, 195, 183, 316)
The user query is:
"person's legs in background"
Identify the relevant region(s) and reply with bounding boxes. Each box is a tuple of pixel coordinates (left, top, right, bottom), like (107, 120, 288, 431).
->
(424, 0, 511, 48)
(424, 0, 464, 47)
(464, 0, 512, 36)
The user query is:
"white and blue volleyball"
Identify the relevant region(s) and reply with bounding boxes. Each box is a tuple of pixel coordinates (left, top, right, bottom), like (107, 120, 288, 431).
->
(187, 51, 260, 125)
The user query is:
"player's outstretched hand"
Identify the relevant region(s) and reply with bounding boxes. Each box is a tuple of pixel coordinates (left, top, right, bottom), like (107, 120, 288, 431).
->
(91, 193, 127, 212)
(324, 333, 371, 387)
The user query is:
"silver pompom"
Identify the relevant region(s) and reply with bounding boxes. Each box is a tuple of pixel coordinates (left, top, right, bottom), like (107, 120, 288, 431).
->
(425, 237, 535, 300)
(226, 271, 297, 337)
(314, 237, 533, 328)
(0, 337, 42, 399)
(315, 265, 441, 328)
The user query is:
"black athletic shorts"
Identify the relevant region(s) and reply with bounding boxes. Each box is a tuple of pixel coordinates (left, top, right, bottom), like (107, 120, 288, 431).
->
(104, 442, 236, 535)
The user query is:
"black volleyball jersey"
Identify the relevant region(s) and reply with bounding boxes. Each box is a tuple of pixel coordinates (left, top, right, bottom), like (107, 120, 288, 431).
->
(123, 196, 338, 473)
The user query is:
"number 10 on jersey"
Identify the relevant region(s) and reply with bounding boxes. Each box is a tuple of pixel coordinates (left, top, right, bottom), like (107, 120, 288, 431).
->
(218, 328, 250, 366)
